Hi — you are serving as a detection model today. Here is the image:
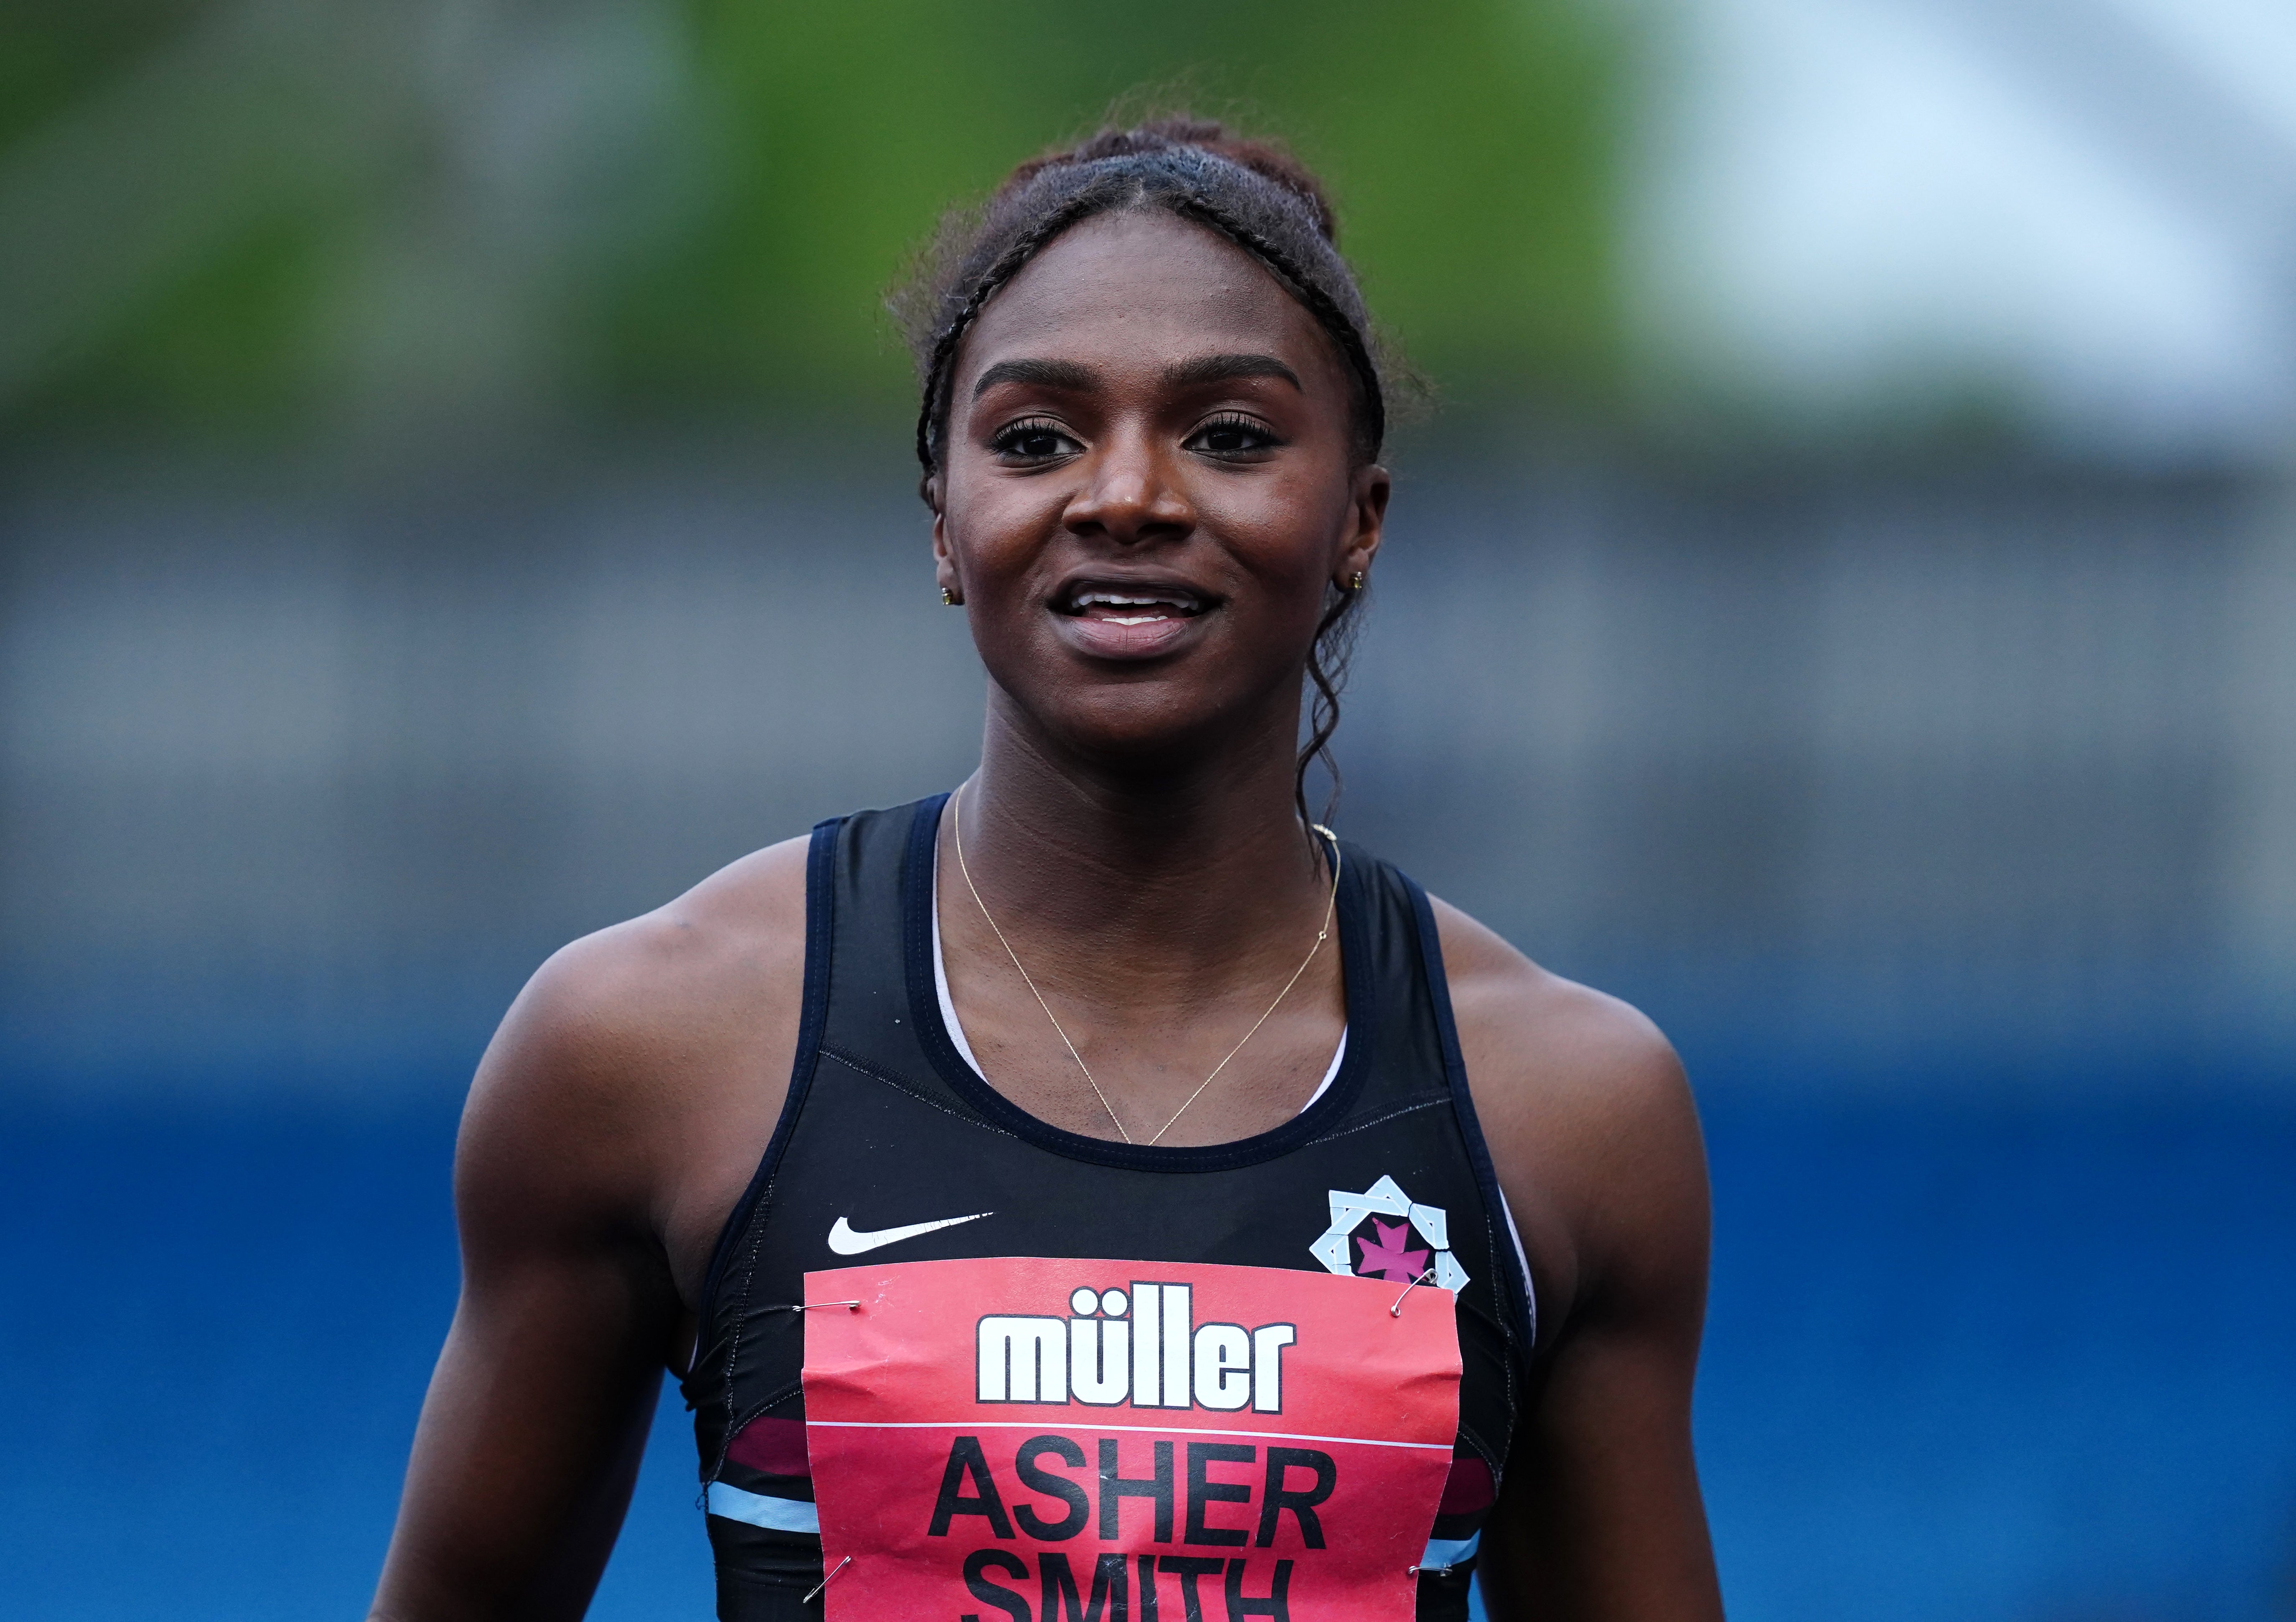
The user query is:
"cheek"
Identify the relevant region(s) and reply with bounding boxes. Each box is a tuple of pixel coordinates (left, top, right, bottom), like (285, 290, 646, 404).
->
(943, 476, 1058, 576)
(1196, 468, 1350, 591)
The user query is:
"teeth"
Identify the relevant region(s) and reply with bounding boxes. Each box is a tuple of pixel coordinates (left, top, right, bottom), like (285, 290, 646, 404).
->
(1072, 590, 1195, 612)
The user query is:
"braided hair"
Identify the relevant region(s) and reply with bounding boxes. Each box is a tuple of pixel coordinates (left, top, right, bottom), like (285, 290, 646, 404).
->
(893, 118, 1393, 834)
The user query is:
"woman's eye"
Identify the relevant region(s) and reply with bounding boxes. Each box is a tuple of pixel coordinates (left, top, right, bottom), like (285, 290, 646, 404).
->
(1186, 416, 1279, 457)
(991, 420, 1080, 461)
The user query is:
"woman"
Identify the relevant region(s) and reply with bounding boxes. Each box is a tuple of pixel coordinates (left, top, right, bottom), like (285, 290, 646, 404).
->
(371, 121, 1721, 1622)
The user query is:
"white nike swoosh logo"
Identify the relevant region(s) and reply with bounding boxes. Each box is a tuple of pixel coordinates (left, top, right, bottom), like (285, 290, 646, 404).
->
(827, 1212, 992, 1256)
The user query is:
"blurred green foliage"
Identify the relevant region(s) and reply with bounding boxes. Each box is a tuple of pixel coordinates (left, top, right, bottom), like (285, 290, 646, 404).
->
(2, 1, 1624, 432)
(0, 3, 200, 150)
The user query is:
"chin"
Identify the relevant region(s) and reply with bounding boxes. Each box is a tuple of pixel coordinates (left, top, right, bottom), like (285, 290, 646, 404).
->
(1020, 676, 1287, 775)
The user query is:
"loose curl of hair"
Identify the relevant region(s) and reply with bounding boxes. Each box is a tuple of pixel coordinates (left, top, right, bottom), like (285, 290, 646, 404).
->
(891, 117, 1394, 838)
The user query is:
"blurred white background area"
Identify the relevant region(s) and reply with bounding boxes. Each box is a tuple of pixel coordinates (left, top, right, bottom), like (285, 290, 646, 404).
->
(1630, 0, 2296, 457)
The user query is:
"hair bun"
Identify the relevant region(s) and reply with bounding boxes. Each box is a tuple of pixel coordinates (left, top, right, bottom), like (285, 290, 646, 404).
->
(1023, 117, 1341, 245)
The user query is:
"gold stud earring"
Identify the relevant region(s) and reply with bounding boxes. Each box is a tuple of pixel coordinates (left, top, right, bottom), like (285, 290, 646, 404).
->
(1349, 571, 1366, 591)
(941, 586, 959, 606)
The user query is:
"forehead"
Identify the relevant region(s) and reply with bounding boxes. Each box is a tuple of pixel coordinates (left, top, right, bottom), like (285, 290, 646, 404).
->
(953, 210, 1346, 394)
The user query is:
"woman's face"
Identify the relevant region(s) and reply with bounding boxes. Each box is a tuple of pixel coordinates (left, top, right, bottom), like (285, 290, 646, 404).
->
(934, 209, 1387, 768)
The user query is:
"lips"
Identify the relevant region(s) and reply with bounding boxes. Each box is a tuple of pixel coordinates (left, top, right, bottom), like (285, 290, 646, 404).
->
(1057, 584, 1210, 625)
(1051, 578, 1215, 660)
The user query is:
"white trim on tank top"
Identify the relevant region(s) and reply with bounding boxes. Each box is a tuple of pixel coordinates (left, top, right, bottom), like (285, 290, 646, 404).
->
(930, 852, 1346, 1109)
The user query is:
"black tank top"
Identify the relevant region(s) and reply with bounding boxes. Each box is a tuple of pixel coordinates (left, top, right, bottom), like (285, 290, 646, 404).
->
(682, 796, 1537, 1619)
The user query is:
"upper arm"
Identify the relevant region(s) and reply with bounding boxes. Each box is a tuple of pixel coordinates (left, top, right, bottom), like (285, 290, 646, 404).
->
(371, 943, 689, 1622)
(371, 834, 810, 1622)
(1433, 900, 1722, 1622)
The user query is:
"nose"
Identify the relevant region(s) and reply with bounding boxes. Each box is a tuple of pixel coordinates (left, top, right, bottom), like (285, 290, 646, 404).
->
(1062, 428, 1193, 546)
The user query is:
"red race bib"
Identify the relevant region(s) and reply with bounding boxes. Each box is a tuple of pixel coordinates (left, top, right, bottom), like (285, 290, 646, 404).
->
(802, 1255, 1460, 1622)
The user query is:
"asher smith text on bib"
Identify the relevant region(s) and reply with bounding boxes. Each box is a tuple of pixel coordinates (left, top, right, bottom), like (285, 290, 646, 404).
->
(802, 1256, 1458, 1621)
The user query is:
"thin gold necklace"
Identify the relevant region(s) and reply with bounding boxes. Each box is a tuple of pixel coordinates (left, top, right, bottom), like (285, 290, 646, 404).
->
(949, 781, 1341, 1146)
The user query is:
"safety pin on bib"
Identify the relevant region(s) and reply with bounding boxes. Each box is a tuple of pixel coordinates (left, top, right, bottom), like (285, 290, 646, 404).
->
(802, 1554, 852, 1605)
(1390, 1266, 1436, 1317)
(767, 1299, 863, 1313)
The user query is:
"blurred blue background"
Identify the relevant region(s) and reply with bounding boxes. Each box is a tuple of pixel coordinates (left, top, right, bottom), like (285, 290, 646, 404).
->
(3, 4, 2293, 1620)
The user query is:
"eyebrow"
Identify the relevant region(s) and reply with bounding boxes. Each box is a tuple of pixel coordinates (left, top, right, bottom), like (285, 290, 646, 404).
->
(1161, 353, 1302, 392)
(970, 358, 1100, 399)
(968, 352, 1304, 400)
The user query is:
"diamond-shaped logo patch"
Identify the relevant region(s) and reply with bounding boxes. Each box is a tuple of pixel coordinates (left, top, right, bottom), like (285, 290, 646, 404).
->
(1310, 1176, 1468, 1295)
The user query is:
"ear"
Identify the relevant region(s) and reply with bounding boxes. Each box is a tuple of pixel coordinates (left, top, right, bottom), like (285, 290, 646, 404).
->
(1336, 462, 1390, 588)
(927, 476, 961, 600)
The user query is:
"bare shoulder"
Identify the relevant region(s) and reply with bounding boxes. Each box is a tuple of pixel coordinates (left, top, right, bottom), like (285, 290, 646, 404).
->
(1429, 896, 1691, 1128)
(455, 835, 813, 1281)
(477, 835, 811, 1103)
(1427, 896, 1709, 1334)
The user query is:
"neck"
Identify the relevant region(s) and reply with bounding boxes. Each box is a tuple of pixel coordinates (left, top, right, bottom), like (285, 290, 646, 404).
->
(955, 684, 1332, 978)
